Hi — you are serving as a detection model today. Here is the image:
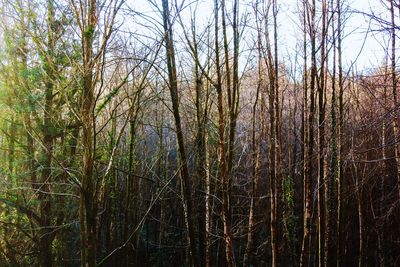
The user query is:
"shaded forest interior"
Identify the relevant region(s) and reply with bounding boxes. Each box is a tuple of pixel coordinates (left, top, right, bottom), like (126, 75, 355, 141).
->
(0, 0, 400, 266)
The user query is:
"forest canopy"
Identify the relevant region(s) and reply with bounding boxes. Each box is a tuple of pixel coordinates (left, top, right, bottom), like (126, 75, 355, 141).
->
(0, 0, 399, 266)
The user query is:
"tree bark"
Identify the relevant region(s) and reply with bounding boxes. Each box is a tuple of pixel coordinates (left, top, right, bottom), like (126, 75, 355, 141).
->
(214, 0, 235, 265)
(389, 0, 400, 200)
(161, 1, 199, 266)
(300, 0, 316, 266)
(243, 5, 262, 265)
(80, 1, 98, 266)
(326, 1, 338, 264)
(317, 0, 327, 265)
(336, 0, 344, 265)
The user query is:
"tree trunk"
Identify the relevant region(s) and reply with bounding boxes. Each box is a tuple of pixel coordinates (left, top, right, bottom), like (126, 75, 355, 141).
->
(389, 0, 400, 200)
(161, 1, 199, 266)
(80, 1, 98, 266)
(317, 0, 327, 265)
(326, 1, 338, 264)
(301, 0, 316, 266)
(336, 0, 344, 264)
(205, 113, 212, 267)
(214, 1, 235, 266)
(243, 7, 262, 264)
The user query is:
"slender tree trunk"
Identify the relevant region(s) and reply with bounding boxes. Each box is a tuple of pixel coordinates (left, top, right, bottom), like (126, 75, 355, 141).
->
(161, 1, 199, 266)
(350, 129, 364, 267)
(301, 0, 316, 266)
(301, 1, 308, 263)
(243, 6, 262, 264)
(262, 2, 279, 265)
(317, 1, 327, 265)
(326, 1, 338, 265)
(389, 0, 400, 200)
(336, 0, 344, 264)
(228, 0, 239, 175)
(268, 71, 277, 267)
(271, 1, 279, 265)
(204, 122, 211, 267)
(214, 1, 234, 265)
(80, 1, 98, 266)
(379, 79, 388, 266)
(192, 30, 208, 267)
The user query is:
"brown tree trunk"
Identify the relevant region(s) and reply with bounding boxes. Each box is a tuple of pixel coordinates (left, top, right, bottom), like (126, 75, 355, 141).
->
(301, 0, 316, 266)
(336, 0, 344, 264)
(80, 1, 98, 266)
(161, 1, 199, 266)
(318, 0, 327, 265)
(214, 1, 234, 265)
(272, 1, 279, 265)
(243, 5, 262, 265)
(204, 103, 212, 267)
(192, 28, 208, 267)
(325, 1, 338, 265)
(389, 0, 400, 200)
(227, 0, 239, 175)
(301, 1, 308, 263)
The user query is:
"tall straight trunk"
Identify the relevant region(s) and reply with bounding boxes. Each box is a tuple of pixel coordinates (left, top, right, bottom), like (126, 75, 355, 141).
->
(326, 1, 338, 264)
(204, 121, 211, 267)
(389, 0, 400, 199)
(301, 0, 316, 266)
(290, 100, 298, 267)
(262, 1, 277, 264)
(336, 0, 344, 265)
(318, 0, 327, 265)
(301, 4, 308, 265)
(268, 64, 277, 267)
(161, 1, 199, 266)
(262, 2, 278, 265)
(243, 6, 262, 265)
(379, 74, 388, 266)
(243, 90, 261, 267)
(272, 0, 279, 265)
(188, 24, 210, 266)
(228, 0, 239, 175)
(221, 0, 232, 171)
(263, 2, 278, 262)
(221, 1, 237, 262)
(356, 172, 364, 267)
(203, 54, 212, 267)
(194, 50, 207, 267)
(80, 1, 97, 266)
(214, 0, 234, 265)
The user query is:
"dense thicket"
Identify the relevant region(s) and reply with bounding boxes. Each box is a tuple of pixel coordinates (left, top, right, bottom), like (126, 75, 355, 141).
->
(0, 0, 399, 266)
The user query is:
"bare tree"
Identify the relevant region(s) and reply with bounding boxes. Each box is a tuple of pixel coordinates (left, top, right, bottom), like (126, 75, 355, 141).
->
(161, 0, 199, 266)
